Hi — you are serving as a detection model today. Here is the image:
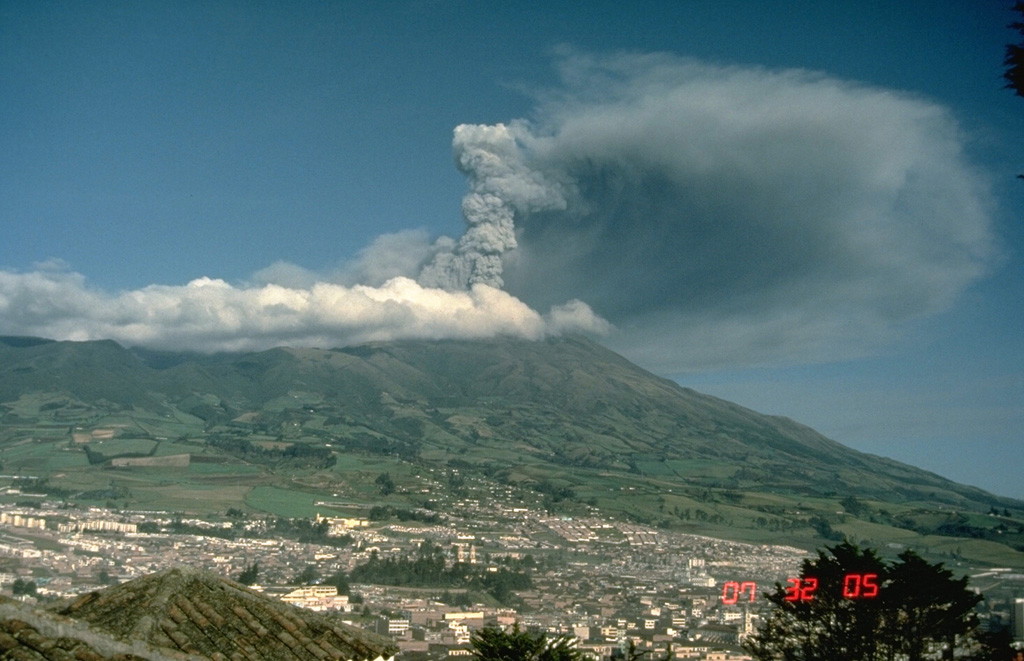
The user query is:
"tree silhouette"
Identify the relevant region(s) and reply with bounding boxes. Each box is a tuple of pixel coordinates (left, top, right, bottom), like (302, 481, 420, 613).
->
(470, 624, 587, 661)
(882, 550, 979, 661)
(745, 542, 982, 661)
(966, 628, 1019, 661)
(375, 472, 396, 496)
(1005, 2, 1024, 97)
(237, 561, 259, 586)
(745, 542, 887, 661)
(291, 564, 320, 585)
(1006, 2, 1024, 180)
(11, 579, 37, 596)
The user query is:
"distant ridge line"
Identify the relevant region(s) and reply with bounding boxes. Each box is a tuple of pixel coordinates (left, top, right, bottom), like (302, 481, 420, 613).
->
(0, 336, 56, 348)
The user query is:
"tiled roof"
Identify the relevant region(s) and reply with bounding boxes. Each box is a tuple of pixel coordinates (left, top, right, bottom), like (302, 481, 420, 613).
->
(43, 567, 398, 661)
(0, 596, 184, 660)
(0, 615, 129, 660)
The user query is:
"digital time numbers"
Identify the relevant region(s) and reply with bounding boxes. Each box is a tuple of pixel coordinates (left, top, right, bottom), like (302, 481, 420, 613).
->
(721, 581, 757, 604)
(721, 574, 880, 604)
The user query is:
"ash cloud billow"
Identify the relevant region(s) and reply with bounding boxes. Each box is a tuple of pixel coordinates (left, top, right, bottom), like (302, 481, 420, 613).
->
(422, 52, 999, 370)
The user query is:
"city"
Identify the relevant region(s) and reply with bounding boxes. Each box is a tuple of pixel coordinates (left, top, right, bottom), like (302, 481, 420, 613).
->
(1, 475, 1022, 660)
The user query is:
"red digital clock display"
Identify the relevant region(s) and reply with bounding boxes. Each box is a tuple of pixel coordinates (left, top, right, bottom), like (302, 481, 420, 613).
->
(721, 581, 757, 603)
(721, 573, 880, 604)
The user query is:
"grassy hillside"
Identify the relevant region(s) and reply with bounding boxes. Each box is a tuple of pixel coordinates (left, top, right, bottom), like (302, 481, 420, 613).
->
(1, 334, 1022, 568)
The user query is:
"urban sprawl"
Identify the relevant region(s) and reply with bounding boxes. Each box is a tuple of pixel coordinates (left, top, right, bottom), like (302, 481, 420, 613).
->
(1, 477, 1021, 661)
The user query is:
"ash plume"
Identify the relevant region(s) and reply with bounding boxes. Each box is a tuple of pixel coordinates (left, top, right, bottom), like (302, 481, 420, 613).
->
(425, 52, 999, 370)
(418, 123, 567, 290)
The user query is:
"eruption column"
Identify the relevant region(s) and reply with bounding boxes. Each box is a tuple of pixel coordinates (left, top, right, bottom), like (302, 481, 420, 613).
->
(419, 123, 566, 290)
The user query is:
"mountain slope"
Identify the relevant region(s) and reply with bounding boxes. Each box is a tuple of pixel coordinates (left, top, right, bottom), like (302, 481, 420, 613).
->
(1, 334, 1021, 565)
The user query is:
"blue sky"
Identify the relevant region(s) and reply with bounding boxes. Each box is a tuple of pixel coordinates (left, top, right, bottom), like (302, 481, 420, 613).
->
(2, 1, 1022, 499)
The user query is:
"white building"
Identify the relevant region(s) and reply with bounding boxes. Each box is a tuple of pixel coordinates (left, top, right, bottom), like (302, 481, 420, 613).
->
(280, 586, 351, 612)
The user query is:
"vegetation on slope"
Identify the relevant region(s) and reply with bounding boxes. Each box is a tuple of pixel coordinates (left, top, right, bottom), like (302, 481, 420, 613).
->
(1, 334, 1022, 568)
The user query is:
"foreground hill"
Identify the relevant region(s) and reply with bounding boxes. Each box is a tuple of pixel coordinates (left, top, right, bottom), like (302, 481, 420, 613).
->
(1, 334, 1022, 566)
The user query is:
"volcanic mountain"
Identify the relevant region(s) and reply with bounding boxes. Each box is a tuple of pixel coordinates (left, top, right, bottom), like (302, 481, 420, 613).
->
(1, 334, 1021, 565)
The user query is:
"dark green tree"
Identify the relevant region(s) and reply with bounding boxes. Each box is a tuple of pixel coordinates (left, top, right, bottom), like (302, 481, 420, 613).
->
(11, 579, 37, 596)
(470, 624, 587, 661)
(324, 569, 350, 595)
(1005, 2, 1024, 180)
(745, 542, 982, 661)
(839, 495, 867, 517)
(237, 561, 259, 586)
(965, 627, 1018, 661)
(375, 472, 396, 496)
(1005, 2, 1024, 97)
(291, 564, 320, 585)
(745, 542, 887, 661)
(881, 550, 979, 661)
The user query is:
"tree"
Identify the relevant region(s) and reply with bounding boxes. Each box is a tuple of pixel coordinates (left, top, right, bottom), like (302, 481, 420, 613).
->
(237, 561, 259, 586)
(1004, 2, 1024, 180)
(882, 550, 979, 661)
(745, 542, 982, 661)
(11, 579, 37, 597)
(291, 564, 320, 585)
(470, 624, 587, 661)
(1005, 2, 1024, 97)
(745, 542, 888, 661)
(324, 569, 350, 595)
(375, 472, 396, 496)
(966, 627, 1019, 661)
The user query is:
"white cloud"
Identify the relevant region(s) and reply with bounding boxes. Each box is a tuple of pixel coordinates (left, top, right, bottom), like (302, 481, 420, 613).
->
(0, 267, 607, 353)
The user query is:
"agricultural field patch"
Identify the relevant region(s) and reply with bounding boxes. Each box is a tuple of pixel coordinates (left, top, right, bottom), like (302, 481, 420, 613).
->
(919, 536, 1024, 567)
(245, 485, 320, 518)
(10, 426, 70, 442)
(152, 440, 201, 456)
(188, 462, 262, 475)
(262, 392, 322, 413)
(662, 458, 736, 478)
(130, 483, 254, 513)
(2, 394, 88, 419)
(328, 452, 387, 473)
(833, 517, 922, 544)
(85, 438, 157, 456)
(0, 440, 85, 471)
(252, 440, 293, 451)
(632, 460, 677, 477)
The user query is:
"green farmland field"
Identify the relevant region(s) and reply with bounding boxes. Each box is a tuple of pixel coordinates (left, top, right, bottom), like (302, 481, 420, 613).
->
(245, 485, 321, 518)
